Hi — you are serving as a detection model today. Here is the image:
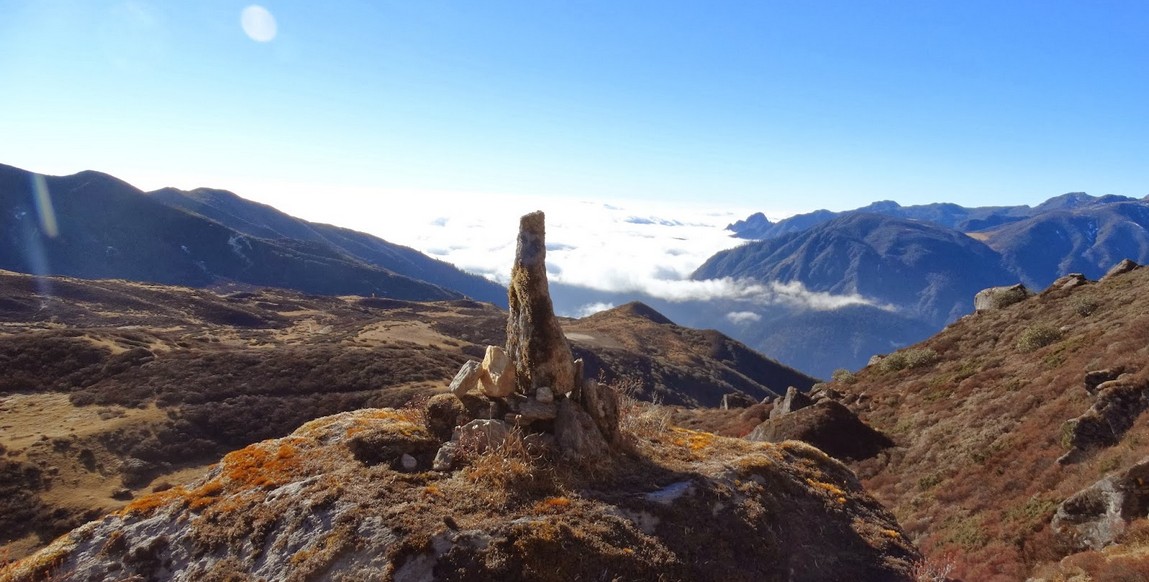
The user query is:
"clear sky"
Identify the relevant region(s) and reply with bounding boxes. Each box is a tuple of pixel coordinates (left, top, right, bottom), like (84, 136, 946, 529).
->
(3, 0, 1148, 224)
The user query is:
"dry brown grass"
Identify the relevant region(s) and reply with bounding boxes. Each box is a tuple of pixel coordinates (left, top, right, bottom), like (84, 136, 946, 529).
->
(831, 268, 1149, 579)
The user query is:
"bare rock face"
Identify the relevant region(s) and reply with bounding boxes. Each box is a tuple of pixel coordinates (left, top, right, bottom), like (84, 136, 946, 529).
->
(973, 283, 1031, 312)
(1059, 373, 1148, 465)
(449, 360, 484, 396)
(479, 345, 516, 398)
(1102, 258, 1141, 281)
(505, 211, 576, 397)
(769, 386, 814, 420)
(1053, 456, 1149, 550)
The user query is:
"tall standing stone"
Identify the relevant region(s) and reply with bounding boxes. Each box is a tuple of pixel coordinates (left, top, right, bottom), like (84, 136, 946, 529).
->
(506, 211, 576, 396)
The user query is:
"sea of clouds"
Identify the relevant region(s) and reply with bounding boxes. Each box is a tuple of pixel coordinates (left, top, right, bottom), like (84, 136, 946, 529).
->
(356, 193, 880, 320)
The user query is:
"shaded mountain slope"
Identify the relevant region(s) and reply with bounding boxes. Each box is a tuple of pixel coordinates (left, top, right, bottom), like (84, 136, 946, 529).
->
(742, 305, 937, 375)
(0, 163, 487, 302)
(151, 186, 507, 306)
(808, 265, 1149, 579)
(983, 200, 1149, 289)
(697, 213, 1017, 327)
(564, 302, 818, 406)
(0, 270, 807, 560)
(1, 406, 919, 582)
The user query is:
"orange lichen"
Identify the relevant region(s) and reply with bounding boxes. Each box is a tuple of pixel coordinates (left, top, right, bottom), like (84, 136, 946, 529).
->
(533, 496, 572, 514)
(669, 427, 718, 452)
(806, 478, 845, 497)
(221, 440, 303, 489)
(120, 486, 189, 516)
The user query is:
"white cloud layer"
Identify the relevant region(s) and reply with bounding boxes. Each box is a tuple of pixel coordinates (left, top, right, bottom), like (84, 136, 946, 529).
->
(317, 191, 880, 313)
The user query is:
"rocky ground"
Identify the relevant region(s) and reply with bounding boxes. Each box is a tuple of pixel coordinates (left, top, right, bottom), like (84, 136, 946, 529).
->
(0, 404, 919, 582)
(798, 261, 1149, 580)
(0, 248, 813, 565)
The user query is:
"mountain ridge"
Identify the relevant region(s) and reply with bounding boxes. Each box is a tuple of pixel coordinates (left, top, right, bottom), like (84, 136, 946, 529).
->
(0, 163, 505, 306)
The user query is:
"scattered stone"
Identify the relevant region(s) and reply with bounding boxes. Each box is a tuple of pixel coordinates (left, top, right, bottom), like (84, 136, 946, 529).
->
(449, 360, 484, 396)
(479, 345, 516, 398)
(400, 454, 418, 472)
(505, 211, 576, 397)
(1052, 456, 1149, 550)
(111, 488, 133, 501)
(974, 283, 1031, 312)
(536, 386, 555, 404)
(1102, 258, 1140, 282)
(769, 387, 814, 420)
(433, 442, 458, 472)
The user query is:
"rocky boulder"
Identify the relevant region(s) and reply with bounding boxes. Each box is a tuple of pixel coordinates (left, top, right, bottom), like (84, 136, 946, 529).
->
(748, 400, 894, 461)
(1101, 258, 1141, 282)
(973, 283, 1031, 312)
(769, 386, 814, 420)
(1052, 456, 1149, 550)
(1059, 372, 1149, 464)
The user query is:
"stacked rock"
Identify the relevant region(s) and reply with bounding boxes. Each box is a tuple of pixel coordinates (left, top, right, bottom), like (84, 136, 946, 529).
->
(433, 211, 620, 470)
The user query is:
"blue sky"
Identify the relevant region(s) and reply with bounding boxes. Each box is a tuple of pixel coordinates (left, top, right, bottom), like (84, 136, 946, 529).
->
(3, 0, 1148, 221)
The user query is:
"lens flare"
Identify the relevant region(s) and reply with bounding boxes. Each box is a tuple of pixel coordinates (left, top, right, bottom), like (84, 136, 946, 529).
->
(241, 5, 278, 42)
(31, 173, 59, 238)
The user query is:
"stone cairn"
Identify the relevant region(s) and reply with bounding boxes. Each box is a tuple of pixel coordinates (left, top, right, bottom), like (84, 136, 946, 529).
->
(431, 211, 620, 471)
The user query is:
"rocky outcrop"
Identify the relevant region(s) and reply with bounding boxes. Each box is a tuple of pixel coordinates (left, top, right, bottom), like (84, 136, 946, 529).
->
(1101, 258, 1141, 281)
(748, 400, 894, 461)
(769, 386, 814, 419)
(973, 283, 1031, 312)
(0, 408, 920, 582)
(436, 211, 619, 461)
(1052, 456, 1149, 550)
(506, 211, 576, 397)
(1059, 370, 1148, 464)
(1049, 273, 1089, 291)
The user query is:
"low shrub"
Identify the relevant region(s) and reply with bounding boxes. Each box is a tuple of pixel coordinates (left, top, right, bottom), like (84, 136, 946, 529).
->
(1072, 296, 1100, 317)
(831, 368, 858, 384)
(880, 348, 939, 373)
(1016, 325, 1062, 353)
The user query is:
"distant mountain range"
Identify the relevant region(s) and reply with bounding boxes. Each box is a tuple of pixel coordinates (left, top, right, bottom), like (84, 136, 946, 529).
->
(705, 192, 1149, 374)
(0, 164, 506, 306)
